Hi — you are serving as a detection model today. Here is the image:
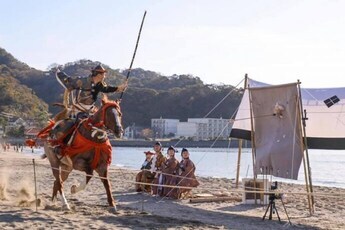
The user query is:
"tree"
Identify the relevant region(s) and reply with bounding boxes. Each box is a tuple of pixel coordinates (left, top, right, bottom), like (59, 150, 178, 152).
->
(6, 125, 25, 137)
(0, 117, 6, 128)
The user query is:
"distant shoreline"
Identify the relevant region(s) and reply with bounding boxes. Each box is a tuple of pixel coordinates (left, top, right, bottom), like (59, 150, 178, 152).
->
(110, 139, 249, 148)
(2, 137, 250, 148)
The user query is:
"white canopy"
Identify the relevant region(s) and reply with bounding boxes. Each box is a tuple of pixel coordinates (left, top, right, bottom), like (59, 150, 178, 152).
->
(230, 78, 345, 149)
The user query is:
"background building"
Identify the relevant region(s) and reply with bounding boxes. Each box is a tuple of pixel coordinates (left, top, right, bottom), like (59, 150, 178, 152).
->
(151, 118, 179, 138)
(177, 118, 231, 141)
(150, 117, 231, 140)
(177, 122, 208, 141)
(123, 124, 145, 139)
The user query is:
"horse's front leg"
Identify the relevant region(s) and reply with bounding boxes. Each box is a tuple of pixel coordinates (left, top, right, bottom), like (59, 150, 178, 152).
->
(59, 164, 73, 210)
(51, 170, 71, 210)
(97, 168, 116, 213)
(71, 168, 93, 194)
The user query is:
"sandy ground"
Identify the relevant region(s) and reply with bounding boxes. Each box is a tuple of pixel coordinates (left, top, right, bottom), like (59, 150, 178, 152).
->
(0, 149, 344, 229)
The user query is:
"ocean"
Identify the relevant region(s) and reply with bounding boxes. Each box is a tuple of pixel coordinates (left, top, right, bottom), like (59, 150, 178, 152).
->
(24, 146, 345, 188)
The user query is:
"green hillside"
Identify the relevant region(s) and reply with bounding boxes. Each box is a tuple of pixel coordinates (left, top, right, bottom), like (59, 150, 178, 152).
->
(0, 47, 242, 127)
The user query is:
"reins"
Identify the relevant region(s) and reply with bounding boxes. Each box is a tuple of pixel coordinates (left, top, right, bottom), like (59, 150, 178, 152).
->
(87, 101, 121, 128)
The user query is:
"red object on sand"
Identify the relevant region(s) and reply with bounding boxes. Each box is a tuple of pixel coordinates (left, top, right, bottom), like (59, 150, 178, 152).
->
(25, 139, 36, 148)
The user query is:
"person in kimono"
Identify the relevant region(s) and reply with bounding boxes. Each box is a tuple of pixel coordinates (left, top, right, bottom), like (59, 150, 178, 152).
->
(161, 146, 179, 197)
(135, 151, 155, 192)
(177, 148, 200, 199)
(151, 142, 167, 196)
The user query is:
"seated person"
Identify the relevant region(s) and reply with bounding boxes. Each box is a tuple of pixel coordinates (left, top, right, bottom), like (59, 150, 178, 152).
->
(151, 142, 167, 196)
(177, 148, 200, 199)
(135, 151, 155, 192)
(161, 146, 179, 198)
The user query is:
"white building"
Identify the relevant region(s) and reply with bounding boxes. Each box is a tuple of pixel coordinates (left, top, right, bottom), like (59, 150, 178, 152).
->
(177, 122, 208, 141)
(177, 118, 231, 140)
(151, 118, 179, 138)
(123, 125, 144, 139)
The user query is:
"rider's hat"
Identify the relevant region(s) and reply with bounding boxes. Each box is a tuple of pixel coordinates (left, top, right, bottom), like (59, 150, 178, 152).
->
(91, 64, 107, 75)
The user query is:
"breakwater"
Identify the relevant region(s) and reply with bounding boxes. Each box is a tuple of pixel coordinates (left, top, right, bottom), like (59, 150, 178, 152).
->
(110, 139, 251, 148)
(3, 137, 251, 148)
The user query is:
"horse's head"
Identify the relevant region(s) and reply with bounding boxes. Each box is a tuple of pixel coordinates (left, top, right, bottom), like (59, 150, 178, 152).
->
(92, 96, 123, 138)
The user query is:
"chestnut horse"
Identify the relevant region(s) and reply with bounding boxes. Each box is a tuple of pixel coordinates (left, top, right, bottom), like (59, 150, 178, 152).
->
(43, 98, 123, 212)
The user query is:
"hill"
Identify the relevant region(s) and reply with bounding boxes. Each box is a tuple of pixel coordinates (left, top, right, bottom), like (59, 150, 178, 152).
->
(0, 49, 48, 124)
(0, 47, 242, 127)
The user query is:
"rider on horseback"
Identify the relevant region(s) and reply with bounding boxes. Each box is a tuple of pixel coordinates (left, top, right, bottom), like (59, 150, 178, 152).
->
(56, 64, 127, 119)
(49, 64, 127, 155)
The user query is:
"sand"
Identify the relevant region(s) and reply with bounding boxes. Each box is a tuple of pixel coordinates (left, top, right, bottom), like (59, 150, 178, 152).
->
(0, 148, 344, 229)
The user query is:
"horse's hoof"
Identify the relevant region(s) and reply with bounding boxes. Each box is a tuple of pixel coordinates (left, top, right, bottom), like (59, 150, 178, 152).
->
(109, 206, 118, 214)
(62, 203, 71, 211)
(71, 185, 77, 194)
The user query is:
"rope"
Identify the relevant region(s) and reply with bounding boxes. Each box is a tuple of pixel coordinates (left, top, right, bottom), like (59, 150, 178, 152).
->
(34, 162, 198, 190)
(33, 161, 345, 198)
(165, 86, 247, 199)
(141, 169, 199, 181)
(203, 78, 245, 118)
(172, 78, 244, 147)
(2, 157, 345, 199)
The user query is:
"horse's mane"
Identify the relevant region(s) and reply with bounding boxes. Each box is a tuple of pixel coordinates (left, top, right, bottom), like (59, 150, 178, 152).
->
(101, 94, 120, 107)
(101, 94, 109, 104)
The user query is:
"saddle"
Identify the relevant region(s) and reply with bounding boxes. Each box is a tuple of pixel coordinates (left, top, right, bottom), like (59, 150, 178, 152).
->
(49, 118, 77, 149)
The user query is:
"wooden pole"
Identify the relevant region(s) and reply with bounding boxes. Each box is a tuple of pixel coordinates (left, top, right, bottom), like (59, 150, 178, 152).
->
(247, 75, 258, 204)
(190, 196, 242, 203)
(297, 99, 311, 214)
(235, 139, 243, 188)
(297, 81, 314, 214)
(235, 74, 249, 188)
(32, 159, 38, 212)
(120, 11, 147, 100)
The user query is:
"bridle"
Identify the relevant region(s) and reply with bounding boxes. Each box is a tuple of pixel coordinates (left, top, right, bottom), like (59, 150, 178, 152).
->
(87, 101, 122, 131)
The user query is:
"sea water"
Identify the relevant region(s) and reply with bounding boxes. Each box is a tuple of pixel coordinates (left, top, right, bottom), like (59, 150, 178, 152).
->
(24, 146, 345, 188)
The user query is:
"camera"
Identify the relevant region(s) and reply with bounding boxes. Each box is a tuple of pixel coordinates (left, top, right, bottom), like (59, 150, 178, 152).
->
(263, 181, 291, 224)
(271, 181, 278, 190)
(269, 181, 282, 201)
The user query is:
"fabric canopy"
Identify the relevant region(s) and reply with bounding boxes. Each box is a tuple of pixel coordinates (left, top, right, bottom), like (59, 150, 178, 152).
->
(249, 83, 303, 179)
(230, 78, 345, 149)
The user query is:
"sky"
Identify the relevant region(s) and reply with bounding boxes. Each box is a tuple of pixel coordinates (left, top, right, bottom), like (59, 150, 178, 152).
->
(1, 0, 345, 88)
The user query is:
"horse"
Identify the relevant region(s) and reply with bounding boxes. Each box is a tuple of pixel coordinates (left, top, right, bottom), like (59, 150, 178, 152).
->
(43, 97, 123, 213)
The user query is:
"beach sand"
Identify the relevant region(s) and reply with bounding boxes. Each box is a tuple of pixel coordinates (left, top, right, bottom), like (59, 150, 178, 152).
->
(0, 149, 344, 229)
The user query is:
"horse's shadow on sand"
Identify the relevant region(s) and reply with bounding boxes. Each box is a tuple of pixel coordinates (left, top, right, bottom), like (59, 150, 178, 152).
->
(0, 210, 55, 224)
(93, 192, 320, 230)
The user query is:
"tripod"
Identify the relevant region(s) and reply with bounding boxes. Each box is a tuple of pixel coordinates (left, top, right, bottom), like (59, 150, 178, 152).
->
(262, 194, 292, 225)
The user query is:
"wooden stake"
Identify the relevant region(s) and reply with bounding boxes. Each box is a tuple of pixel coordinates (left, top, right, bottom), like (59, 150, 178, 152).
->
(235, 139, 243, 188)
(297, 81, 314, 214)
(247, 75, 258, 204)
(190, 196, 242, 203)
(32, 159, 38, 212)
